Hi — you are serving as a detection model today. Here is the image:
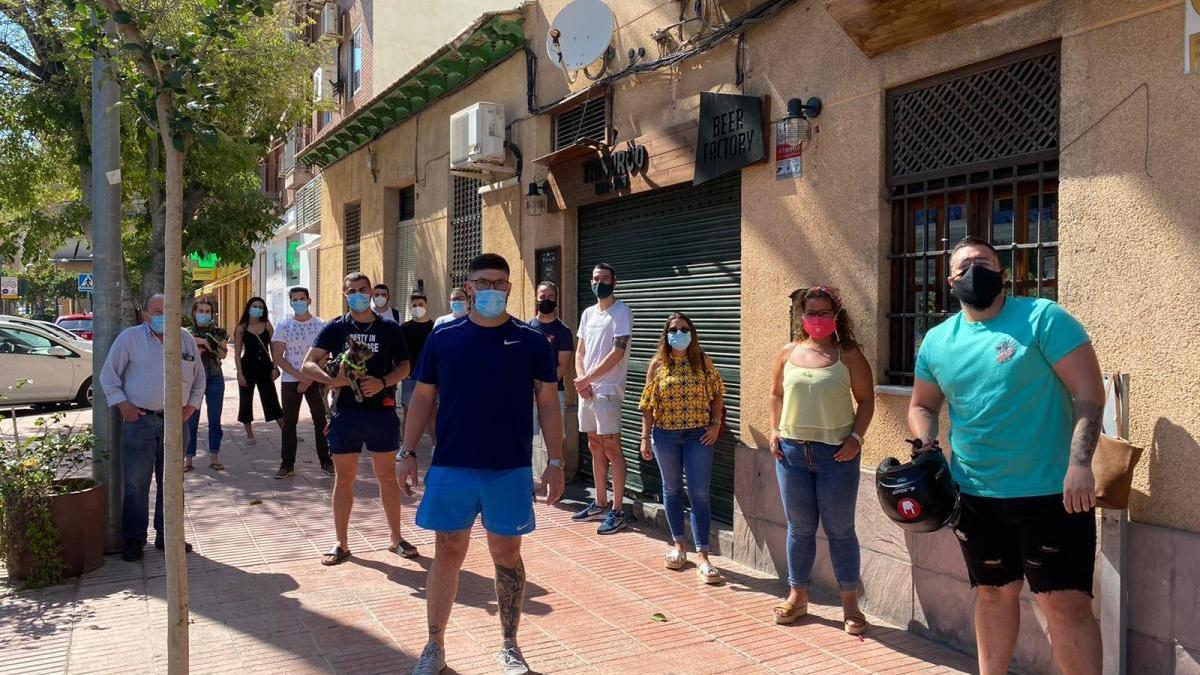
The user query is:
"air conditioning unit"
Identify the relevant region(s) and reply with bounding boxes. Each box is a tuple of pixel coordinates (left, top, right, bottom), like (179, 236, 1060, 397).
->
(313, 66, 330, 102)
(319, 3, 342, 40)
(450, 103, 506, 171)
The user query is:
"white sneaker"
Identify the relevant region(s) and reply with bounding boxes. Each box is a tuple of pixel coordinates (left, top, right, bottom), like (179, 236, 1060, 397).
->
(497, 643, 530, 675)
(412, 641, 446, 675)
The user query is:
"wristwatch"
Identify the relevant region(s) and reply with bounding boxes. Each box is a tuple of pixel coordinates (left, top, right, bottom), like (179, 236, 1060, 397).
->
(546, 458, 565, 469)
(398, 449, 417, 459)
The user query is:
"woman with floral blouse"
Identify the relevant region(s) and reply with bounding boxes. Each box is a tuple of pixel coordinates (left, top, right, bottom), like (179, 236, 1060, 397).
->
(638, 312, 726, 584)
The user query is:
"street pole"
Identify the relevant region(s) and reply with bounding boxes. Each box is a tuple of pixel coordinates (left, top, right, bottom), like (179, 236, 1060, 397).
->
(90, 34, 124, 553)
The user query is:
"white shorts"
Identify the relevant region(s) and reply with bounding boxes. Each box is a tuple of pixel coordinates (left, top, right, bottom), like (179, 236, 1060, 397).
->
(579, 393, 623, 436)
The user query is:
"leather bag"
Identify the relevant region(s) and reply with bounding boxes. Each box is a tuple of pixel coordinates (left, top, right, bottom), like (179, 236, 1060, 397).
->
(1094, 373, 1142, 510)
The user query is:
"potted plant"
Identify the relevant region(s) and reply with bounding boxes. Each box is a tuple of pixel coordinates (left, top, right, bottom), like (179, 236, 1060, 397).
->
(1, 383, 105, 588)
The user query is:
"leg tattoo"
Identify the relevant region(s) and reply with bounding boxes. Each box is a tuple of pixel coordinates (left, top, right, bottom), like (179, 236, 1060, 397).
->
(495, 557, 526, 641)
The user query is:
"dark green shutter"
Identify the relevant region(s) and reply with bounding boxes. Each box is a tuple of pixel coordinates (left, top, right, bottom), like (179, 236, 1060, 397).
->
(577, 173, 741, 522)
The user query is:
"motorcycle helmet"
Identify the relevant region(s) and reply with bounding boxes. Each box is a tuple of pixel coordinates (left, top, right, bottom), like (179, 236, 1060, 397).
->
(876, 440, 960, 533)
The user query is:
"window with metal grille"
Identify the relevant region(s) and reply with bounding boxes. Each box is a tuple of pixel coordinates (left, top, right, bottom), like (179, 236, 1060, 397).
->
(343, 202, 361, 276)
(553, 97, 607, 150)
(449, 176, 482, 288)
(886, 44, 1061, 385)
(400, 186, 415, 220)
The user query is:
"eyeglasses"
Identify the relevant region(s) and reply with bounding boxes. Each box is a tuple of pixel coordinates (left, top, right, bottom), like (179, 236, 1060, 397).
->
(667, 327, 691, 334)
(953, 257, 1000, 277)
(803, 310, 836, 319)
(467, 278, 512, 291)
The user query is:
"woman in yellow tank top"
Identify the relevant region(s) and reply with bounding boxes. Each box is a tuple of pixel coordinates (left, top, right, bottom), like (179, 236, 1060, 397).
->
(767, 286, 875, 635)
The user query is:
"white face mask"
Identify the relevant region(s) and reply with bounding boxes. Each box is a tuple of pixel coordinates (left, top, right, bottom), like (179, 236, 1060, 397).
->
(411, 306, 427, 319)
(372, 295, 388, 308)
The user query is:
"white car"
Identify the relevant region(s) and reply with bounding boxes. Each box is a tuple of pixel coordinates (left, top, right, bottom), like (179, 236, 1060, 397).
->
(0, 320, 94, 408)
(0, 315, 93, 351)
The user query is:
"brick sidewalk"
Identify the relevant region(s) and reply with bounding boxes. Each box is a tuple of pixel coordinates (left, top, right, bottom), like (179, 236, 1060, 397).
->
(1, 373, 973, 674)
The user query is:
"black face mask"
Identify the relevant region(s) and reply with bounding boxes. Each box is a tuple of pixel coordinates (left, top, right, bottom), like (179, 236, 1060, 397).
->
(591, 282, 614, 300)
(951, 265, 1004, 310)
(537, 299, 557, 315)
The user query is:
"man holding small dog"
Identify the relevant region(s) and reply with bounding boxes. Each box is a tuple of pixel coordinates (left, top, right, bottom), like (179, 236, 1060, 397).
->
(302, 272, 416, 566)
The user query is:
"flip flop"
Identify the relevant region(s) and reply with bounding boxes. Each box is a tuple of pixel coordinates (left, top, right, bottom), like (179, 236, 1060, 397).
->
(388, 540, 419, 559)
(844, 611, 868, 636)
(184, 464, 194, 473)
(209, 462, 225, 471)
(773, 600, 807, 625)
(321, 545, 351, 566)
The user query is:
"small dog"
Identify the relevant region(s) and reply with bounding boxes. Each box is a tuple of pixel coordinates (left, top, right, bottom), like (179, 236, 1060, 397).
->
(325, 336, 371, 416)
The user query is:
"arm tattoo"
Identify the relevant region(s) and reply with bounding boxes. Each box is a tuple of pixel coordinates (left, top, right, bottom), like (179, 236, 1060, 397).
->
(1069, 400, 1103, 466)
(613, 335, 629, 351)
(494, 558, 526, 641)
(915, 406, 939, 441)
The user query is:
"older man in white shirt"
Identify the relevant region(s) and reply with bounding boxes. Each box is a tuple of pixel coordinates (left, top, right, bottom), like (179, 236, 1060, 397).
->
(100, 294, 206, 562)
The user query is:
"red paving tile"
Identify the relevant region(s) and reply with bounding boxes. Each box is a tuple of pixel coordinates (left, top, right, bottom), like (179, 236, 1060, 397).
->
(0, 374, 970, 674)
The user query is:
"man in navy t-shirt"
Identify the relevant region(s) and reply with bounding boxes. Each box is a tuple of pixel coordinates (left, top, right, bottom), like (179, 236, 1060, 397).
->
(301, 272, 416, 567)
(527, 280, 574, 447)
(400, 253, 564, 675)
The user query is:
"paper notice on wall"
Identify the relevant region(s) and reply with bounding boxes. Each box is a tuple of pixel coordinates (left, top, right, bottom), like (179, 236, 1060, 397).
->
(775, 121, 803, 180)
(1187, 0, 1200, 74)
(106, 169, 121, 185)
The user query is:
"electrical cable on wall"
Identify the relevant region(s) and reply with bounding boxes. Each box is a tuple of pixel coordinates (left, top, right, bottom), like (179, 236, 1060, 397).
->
(1059, 82, 1151, 177)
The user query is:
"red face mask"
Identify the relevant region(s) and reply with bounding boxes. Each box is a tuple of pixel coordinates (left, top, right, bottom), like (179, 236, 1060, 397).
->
(803, 316, 838, 339)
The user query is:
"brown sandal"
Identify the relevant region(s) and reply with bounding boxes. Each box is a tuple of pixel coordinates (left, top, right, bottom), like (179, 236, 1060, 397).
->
(773, 600, 807, 625)
(844, 611, 868, 635)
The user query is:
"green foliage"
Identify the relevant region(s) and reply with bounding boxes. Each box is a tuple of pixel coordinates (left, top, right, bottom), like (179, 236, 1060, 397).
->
(0, 403, 97, 589)
(0, 261, 88, 318)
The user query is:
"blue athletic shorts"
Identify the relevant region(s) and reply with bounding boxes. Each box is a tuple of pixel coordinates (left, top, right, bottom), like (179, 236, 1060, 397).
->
(327, 408, 400, 454)
(416, 466, 536, 536)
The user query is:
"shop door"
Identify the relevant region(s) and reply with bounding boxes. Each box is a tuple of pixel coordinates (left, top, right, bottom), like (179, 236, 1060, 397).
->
(576, 173, 741, 522)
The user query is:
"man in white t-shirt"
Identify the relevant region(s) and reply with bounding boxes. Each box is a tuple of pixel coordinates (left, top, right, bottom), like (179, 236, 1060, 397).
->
(270, 286, 331, 478)
(573, 262, 633, 535)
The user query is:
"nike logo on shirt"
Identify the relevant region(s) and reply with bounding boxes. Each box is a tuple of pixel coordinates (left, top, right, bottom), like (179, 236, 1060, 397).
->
(504, 339, 520, 345)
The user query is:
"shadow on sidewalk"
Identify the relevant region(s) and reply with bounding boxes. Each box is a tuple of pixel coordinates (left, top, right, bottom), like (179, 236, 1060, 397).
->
(347, 553, 554, 617)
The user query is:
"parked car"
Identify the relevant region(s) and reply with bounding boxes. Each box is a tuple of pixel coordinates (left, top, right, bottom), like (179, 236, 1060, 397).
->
(55, 313, 93, 341)
(0, 315, 92, 351)
(0, 320, 93, 408)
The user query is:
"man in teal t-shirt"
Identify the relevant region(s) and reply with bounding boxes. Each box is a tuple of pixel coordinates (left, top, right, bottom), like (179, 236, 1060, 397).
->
(908, 237, 1105, 675)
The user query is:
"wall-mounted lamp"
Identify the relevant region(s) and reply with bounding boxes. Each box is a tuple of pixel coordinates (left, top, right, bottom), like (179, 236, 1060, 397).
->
(779, 97, 822, 146)
(366, 145, 380, 183)
(524, 181, 549, 217)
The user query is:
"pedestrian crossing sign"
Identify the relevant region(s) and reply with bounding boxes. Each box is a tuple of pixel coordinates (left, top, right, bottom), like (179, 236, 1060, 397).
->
(78, 273, 95, 293)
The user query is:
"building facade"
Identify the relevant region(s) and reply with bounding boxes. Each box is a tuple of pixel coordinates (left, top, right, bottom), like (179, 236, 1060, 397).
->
(298, 1, 1200, 671)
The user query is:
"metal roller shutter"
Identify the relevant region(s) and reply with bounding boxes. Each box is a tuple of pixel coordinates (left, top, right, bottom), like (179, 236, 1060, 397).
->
(577, 173, 741, 522)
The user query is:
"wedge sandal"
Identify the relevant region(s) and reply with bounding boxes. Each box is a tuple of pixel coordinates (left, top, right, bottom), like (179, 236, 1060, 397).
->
(696, 561, 723, 585)
(664, 549, 687, 570)
(844, 611, 868, 635)
(773, 600, 808, 625)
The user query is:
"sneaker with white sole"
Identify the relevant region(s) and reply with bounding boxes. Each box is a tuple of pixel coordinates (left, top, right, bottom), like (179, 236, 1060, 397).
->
(597, 509, 627, 535)
(571, 500, 607, 522)
(497, 643, 530, 675)
(412, 641, 446, 675)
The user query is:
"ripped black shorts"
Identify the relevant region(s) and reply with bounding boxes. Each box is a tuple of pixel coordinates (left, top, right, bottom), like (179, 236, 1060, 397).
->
(953, 493, 1096, 595)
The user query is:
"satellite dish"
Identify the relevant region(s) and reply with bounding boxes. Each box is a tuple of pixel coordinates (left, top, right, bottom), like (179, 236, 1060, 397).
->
(546, 0, 615, 71)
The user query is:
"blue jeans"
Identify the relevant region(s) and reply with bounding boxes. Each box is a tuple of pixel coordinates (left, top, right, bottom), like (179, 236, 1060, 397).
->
(186, 371, 225, 458)
(122, 415, 176, 544)
(775, 439, 861, 591)
(651, 427, 714, 552)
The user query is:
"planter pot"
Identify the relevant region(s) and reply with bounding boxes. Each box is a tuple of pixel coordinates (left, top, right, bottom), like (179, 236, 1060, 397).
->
(9, 480, 106, 581)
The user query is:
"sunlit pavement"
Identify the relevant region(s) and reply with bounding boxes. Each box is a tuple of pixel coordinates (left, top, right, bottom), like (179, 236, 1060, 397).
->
(1, 367, 973, 674)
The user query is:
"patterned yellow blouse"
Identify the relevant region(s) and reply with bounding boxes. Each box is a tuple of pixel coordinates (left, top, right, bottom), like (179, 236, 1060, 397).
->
(638, 353, 725, 431)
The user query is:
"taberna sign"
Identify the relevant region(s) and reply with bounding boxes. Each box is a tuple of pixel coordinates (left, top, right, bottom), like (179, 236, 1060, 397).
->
(694, 92, 766, 186)
(583, 140, 648, 195)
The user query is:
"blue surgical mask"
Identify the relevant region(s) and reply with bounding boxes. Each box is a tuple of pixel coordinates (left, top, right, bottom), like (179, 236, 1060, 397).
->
(449, 300, 468, 316)
(347, 292, 372, 313)
(194, 313, 212, 326)
(150, 315, 166, 334)
(249, 306, 264, 319)
(474, 289, 508, 319)
(291, 300, 309, 315)
(667, 330, 692, 351)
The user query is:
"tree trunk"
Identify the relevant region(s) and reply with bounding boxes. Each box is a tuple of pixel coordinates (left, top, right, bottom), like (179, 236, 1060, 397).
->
(156, 94, 189, 675)
(141, 137, 167, 303)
